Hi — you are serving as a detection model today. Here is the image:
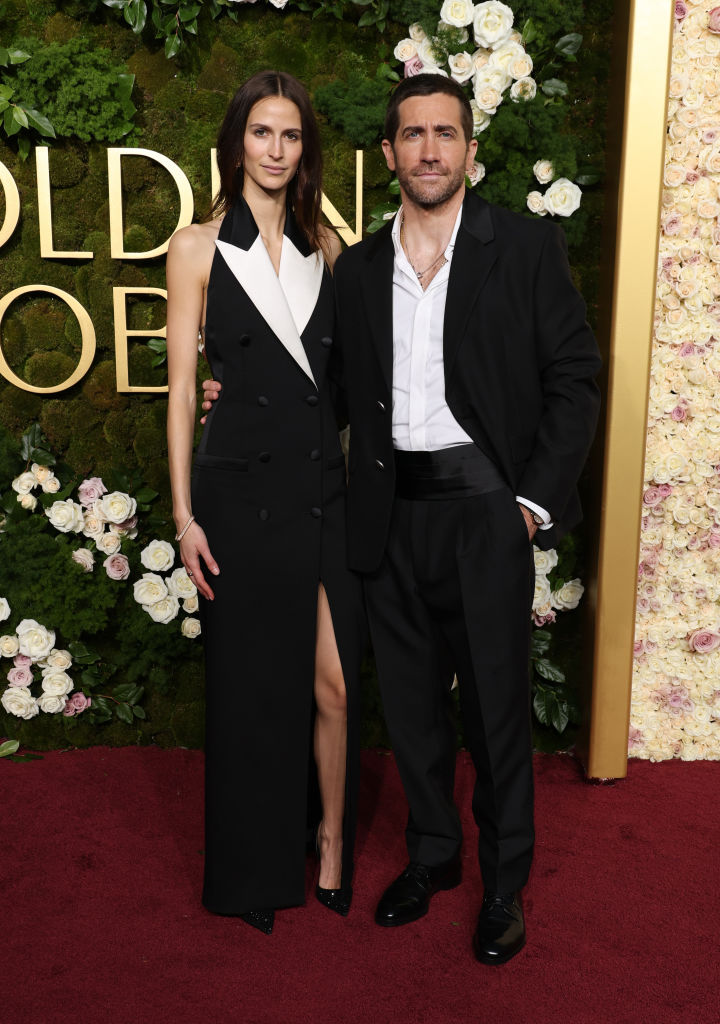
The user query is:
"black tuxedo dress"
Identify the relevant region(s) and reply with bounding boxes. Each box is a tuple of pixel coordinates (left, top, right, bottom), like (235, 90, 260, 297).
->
(192, 198, 364, 915)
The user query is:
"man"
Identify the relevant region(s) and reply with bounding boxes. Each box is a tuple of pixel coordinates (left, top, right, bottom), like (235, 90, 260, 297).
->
(203, 74, 601, 964)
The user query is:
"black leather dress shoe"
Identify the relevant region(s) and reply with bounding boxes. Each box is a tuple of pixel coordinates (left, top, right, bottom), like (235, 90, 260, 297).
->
(472, 891, 525, 965)
(375, 858, 462, 927)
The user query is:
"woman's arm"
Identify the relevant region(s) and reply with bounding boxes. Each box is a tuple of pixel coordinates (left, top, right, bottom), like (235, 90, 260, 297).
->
(166, 225, 219, 600)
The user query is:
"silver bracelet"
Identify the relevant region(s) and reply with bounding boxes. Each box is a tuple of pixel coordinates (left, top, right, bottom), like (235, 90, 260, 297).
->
(175, 515, 195, 542)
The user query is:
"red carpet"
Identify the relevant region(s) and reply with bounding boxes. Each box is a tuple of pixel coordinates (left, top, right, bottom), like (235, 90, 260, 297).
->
(3, 748, 719, 1024)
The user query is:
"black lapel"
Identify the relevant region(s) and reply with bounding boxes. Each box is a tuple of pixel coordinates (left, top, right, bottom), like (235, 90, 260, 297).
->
(360, 221, 395, 393)
(443, 190, 497, 380)
(218, 193, 259, 249)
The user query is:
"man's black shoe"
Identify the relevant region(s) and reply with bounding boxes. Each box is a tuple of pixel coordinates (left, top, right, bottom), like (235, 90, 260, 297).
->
(375, 858, 462, 927)
(472, 891, 525, 965)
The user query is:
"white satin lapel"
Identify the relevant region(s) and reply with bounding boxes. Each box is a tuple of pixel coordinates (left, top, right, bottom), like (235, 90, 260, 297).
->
(215, 237, 316, 387)
(278, 238, 324, 339)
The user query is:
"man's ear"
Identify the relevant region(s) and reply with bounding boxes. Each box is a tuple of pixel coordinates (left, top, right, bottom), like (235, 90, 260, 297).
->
(381, 139, 396, 172)
(466, 138, 478, 167)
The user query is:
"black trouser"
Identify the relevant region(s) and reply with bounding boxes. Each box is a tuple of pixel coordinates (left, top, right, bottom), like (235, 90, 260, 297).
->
(363, 450, 536, 893)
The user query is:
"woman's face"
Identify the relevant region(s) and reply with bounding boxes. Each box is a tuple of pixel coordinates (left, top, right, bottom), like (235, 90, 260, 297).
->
(242, 95, 303, 195)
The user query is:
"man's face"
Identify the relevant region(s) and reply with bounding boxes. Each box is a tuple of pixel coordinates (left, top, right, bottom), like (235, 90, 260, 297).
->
(382, 93, 477, 209)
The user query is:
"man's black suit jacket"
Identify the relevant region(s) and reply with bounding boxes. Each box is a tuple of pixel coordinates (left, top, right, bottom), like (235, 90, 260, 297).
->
(333, 189, 602, 574)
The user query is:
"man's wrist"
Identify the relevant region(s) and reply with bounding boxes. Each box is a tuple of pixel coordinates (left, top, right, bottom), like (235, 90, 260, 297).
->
(518, 503, 545, 527)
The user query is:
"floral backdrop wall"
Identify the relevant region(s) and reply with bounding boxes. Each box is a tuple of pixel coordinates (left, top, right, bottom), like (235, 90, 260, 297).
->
(631, 0, 720, 762)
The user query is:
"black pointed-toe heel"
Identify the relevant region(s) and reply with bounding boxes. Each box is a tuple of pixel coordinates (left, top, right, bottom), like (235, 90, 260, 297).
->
(240, 909, 274, 935)
(315, 883, 352, 917)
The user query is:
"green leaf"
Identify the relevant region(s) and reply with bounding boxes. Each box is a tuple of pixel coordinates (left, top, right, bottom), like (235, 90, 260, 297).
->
(133, 705, 147, 719)
(8, 49, 32, 65)
(0, 47, 8, 67)
(358, 10, 378, 26)
(29, 447, 56, 466)
(134, 486, 158, 503)
(147, 338, 167, 353)
(92, 695, 113, 715)
(179, 3, 201, 21)
(68, 641, 98, 664)
(17, 134, 30, 160)
(0, 739, 20, 758)
(24, 107, 56, 138)
(0, 84, 14, 100)
(165, 33, 182, 59)
(576, 166, 601, 186)
(124, 0, 147, 32)
(388, 178, 401, 195)
(521, 18, 536, 45)
(369, 202, 398, 220)
(555, 33, 582, 57)
(541, 79, 568, 98)
(20, 425, 46, 461)
(530, 629, 551, 657)
(113, 683, 144, 704)
(535, 658, 565, 683)
(116, 702, 134, 725)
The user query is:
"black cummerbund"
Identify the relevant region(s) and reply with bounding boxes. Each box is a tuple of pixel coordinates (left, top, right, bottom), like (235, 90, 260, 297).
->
(394, 444, 506, 500)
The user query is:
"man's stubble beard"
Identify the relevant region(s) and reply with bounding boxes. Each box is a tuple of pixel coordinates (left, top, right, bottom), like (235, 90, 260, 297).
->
(396, 163, 467, 210)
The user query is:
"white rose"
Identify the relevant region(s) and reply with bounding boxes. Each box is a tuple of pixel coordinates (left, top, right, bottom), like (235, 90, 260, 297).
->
(96, 530, 122, 556)
(17, 493, 37, 511)
(551, 578, 584, 610)
(37, 693, 68, 714)
(533, 547, 558, 574)
(448, 51, 475, 84)
(167, 567, 197, 599)
(394, 38, 418, 62)
(544, 178, 582, 217)
(0, 597, 9, 623)
(16, 619, 55, 661)
(99, 491, 137, 525)
(533, 574, 552, 611)
(409, 23, 427, 42)
(143, 595, 180, 624)
(471, 47, 491, 71)
(12, 471, 37, 495)
(183, 595, 199, 614)
(440, 0, 475, 27)
(473, 83, 501, 114)
(475, 66, 511, 93)
(469, 99, 491, 134)
(40, 669, 74, 696)
(41, 475, 60, 494)
(140, 539, 176, 573)
(72, 548, 95, 572)
(417, 37, 441, 68)
(181, 617, 202, 639)
(509, 53, 533, 79)
(42, 649, 73, 671)
(0, 634, 19, 658)
(133, 573, 169, 607)
(533, 159, 554, 184)
(526, 191, 547, 215)
(82, 508, 106, 539)
(467, 160, 486, 185)
(45, 499, 84, 534)
(473, 0, 513, 49)
(31, 463, 52, 484)
(510, 77, 536, 102)
(1, 686, 39, 719)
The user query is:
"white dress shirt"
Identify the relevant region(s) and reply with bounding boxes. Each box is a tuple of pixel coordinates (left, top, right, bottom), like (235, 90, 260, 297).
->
(390, 207, 551, 528)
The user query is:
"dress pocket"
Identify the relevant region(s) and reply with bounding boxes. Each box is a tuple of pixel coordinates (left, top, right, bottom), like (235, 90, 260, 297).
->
(193, 453, 249, 473)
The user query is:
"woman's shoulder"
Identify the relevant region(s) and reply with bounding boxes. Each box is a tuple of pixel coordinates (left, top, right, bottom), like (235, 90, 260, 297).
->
(169, 219, 223, 260)
(317, 224, 343, 270)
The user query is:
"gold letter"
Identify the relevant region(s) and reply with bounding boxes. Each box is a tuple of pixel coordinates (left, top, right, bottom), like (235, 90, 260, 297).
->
(113, 286, 168, 393)
(321, 151, 364, 246)
(35, 147, 93, 259)
(0, 285, 95, 393)
(108, 148, 194, 259)
(0, 160, 20, 250)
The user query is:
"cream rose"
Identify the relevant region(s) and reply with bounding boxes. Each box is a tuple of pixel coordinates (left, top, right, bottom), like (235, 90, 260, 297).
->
(37, 693, 68, 714)
(544, 178, 582, 217)
(471, 47, 491, 71)
(12, 471, 37, 495)
(17, 493, 37, 511)
(72, 548, 95, 572)
(394, 38, 418, 62)
(440, 0, 474, 27)
(0, 597, 9, 623)
(533, 159, 554, 184)
(181, 617, 202, 639)
(417, 37, 441, 68)
(96, 530, 122, 556)
(467, 160, 486, 186)
(551, 578, 584, 610)
(526, 191, 547, 216)
(1, 686, 39, 720)
(133, 573, 169, 607)
(510, 77, 536, 101)
(0, 634, 19, 658)
(469, 99, 491, 134)
(99, 491, 137, 525)
(167, 567, 197, 600)
(144, 595, 180, 624)
(45, 499, 84, 534)
(473, 83, 501, 114)
(104, 554, 131, 581)
(409, 23, 427, 42)
(183, 595, 199, 614)
(509, 53, 533, 80)
(533, 575, 552, 610)
(41, 669, 74, 697)
(31, 464, 52, 484)
(473, 0, 513, 49)
(43, 649, 73, 670)
(533, 547, 558, 574)
(82, 508, 106, 539)
(448, 51, 475, 84)
(16, 619, 55, 661)
(41, 476, 60, 494)
(140, 539, 176, 573)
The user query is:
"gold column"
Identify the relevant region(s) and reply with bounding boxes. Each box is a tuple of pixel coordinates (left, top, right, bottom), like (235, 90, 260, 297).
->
(580, 0, 674, 778)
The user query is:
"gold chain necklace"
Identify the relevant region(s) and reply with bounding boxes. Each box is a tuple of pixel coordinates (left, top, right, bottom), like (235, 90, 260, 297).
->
(400, 221, 448, 281)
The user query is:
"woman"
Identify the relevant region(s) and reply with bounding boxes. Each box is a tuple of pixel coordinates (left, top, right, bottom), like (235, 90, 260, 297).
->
(166, 71, 364, 935)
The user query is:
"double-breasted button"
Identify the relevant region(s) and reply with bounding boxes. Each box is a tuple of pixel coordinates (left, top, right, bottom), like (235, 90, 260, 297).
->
(375, 459, 385, 470)
(257, 395, 269, 406)
(305, 394, 318, 406)
(320, 336, 333, 348)
(258, 451, 271, 463)
(309, 449, 321, 461)
(239, 334, 251, 347)
(258, 509, 270, 521)
(311, 507, 322, 518)
(377, 400, 386, 413)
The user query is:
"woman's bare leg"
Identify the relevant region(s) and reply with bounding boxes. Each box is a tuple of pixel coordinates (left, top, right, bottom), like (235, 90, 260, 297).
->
(314, 583, 348, 890)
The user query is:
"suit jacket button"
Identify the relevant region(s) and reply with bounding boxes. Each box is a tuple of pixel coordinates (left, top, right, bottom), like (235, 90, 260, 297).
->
(259, 451, 271, 463)
(310, 449, 321, 461)
(376, 400, 386, 412)
(257, 396, 269, 406)
(305, 394, 319, 406)
(320, 336, 333, 348)
(258, 509, 270, 521)
(311, 507, 322, 518)
(375, 459, 385, 470)
(239, 334, 251, 346)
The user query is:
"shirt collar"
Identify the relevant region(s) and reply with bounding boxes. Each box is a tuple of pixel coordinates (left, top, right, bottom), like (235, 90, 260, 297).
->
(390, 202, 464, 262)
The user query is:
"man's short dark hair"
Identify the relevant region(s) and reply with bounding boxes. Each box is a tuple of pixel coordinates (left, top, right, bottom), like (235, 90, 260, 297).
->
(384, 74, 474, 146)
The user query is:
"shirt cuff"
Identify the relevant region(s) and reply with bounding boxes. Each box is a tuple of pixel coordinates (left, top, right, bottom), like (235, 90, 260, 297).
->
(516, 496, 553, 530)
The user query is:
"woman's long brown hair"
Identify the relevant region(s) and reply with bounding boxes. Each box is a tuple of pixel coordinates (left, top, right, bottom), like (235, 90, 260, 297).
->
(211, 71, 324, 255)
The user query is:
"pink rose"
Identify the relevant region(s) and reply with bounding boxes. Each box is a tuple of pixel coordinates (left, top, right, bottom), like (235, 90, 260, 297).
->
(675, 1, 687, 19)
(63, 691, 92, 716)
(685, 170, 699, 184)
(703, 129, 719, 144)
(679, 342, 696, 356)
(663, 213, 682, 235)
(404, 57, 425, 77)
(658, 484, 673, 497)
(7, 665, 33, 687)
(645, 640, 657, 654)
(709, 6, 720, 33)
(688, 628, 720, 653)
(671, 405, 687, 421)
(77, 477, 107, 507)
(643, 486, 664, 506)
(13, 653, 32, 668)
(103, 554, 130, 581)
(633, 640, 644, 657)
(532, 610, 556, 627)
(628, 727, 644, 749)
(708, 531, 720, 549)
